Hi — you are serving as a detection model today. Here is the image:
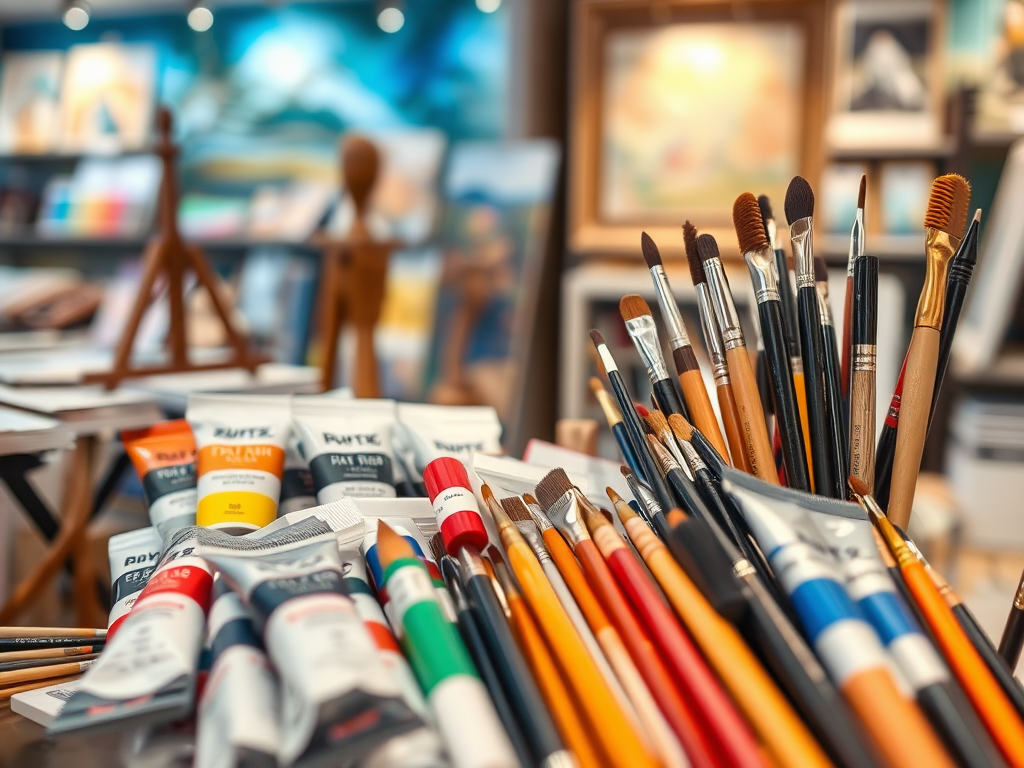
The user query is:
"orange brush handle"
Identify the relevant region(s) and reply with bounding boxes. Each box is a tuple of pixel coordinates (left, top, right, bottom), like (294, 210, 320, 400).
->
(903, 560, 1024, 766)
(725, 346, 779, 483)
(506, 540, 657, 768)
(793, 370, 814, 491)
(717, 382, 747, 471)
(679, 369, 729, 462)
(506, 593, 606, 768)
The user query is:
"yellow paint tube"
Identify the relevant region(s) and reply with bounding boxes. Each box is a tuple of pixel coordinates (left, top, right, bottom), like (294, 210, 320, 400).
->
(187, 394, 291, 533)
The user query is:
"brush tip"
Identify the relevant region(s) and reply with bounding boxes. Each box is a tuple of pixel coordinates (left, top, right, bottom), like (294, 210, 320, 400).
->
(757, 194, 774, 222)
(634, 403, 650, 419)
(534, 468, 573, 513)
(646, 407, 669, 433)
(619, 294, 653, 322)
(486, 544, 505, 566)
(606, 486, 623, 503)
(523, 493, 538, 507)
(695, 233, 721, 263)
(813, 256, 828, 283)
(667, 412, 693, 441)
(734, 192, 770, 254)
(924, 174, 971, 239)
(589, 376, 605, 395)
(974, 208, 982, 223)
(682, 221, 706, 286)
(589, 328, 606, 347)
(848, 475, 870, 499)
(640, 232, 663, 269)
(620, 465, 633, 479)
(784, 175, 814, 224)
(500, 495, 530, 522)
(858, 175, 866, 210)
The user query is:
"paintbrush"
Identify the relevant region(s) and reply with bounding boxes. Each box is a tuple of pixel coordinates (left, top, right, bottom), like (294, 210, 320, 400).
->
(590, 376, 643, 477)
(683, 221, 744, 470)
(642, 407, 688, 471)
(619, 294, 688, 418)
(887, 174, 971, 529)
(735, 192, 810, 490)
(589, 329, 675, 528)
(842, 175, 867, 405)
(849, 255, 879, 493)
(639, 232, 729, 457)
(787, 175, 843, 498)
(999, 569, 1024, 671)
(696, 233, 778, 483)
(815, 255, 849, 478)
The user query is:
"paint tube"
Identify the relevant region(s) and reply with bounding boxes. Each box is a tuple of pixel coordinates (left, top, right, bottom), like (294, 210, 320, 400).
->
(122, 420, 198, 542)
(196, 583, 280, 768)
(280, 436, 317, 516)
(198, 517, 422, 767)
(187, 394, 291, 533)
(292, 397, 398, 501)
(396, 404, 502, 472)
(49, 526, 213, 736)
(106, 526, 162, 635)
(10, 679, 81, 727)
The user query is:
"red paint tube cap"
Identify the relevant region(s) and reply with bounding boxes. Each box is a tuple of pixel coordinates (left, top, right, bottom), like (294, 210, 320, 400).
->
(423, 457, 488, 552)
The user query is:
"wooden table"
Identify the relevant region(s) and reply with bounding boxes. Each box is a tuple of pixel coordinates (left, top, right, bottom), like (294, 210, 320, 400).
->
(0, 706, 122, 767)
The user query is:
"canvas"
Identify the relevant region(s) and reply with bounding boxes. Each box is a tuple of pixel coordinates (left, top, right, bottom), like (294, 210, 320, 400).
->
(0, 51, 62, 154)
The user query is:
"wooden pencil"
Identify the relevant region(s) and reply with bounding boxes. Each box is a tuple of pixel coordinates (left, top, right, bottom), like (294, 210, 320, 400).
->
(0, 646, 99, 663)
(0, 658, 95, 687)
(0, 673, 83, 700)
(0, 627, 105, 640)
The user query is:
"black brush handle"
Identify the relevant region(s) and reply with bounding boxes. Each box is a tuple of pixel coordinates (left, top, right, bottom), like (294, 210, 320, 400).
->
(798, 287, 840, 497)
(916, 681, 1005, 768)
(775, 247, 800, 360)
(652, 376, 686, 419)
(929, 266, 973, 429)
(954, 602, 1024, 720)
(756, 299, 810, 491)
(821, 322, 849, 482)
(1000, 603, 1024, 670)
(873, 382, 903, 511)
(666, 515, 746, 622)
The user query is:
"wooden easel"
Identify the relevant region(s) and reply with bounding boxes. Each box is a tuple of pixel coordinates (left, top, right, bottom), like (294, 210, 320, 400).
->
(84, 108, 261, 389)
(315, 135, 399, 396)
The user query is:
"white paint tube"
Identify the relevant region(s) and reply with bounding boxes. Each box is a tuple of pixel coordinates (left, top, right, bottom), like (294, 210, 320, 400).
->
(49, 526, 213, 736)
(196, 584, 280, 768)
(279, 435, 317, 516)
(187, 394, 291, 533)
(292, 397, 398, 501)
(198, 517, 422, 767)
(396, 404, 502, 473)
(106, 526, 162, 635)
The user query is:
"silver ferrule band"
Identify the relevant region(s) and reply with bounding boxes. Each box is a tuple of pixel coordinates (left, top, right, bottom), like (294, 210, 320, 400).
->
(816, 287, 833, 326)
(651, 266, 691, 349)
(745, 248, 781, 304)
(680, 439, 707, 474)
(766, 217, 779, 252)
(704, 258, 744, 350)
(625, 315, 670, 381)
(847, 211, 864, 276)
(695, 284, 728, 372)
(853, 344, 876, 372)
(790, 217, 815, 289)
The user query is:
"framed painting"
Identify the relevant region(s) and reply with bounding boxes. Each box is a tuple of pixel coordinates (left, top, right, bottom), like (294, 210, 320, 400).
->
(568, 0, 826, 259)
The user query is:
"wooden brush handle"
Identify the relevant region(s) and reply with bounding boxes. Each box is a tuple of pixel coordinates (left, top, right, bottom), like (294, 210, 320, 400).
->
(679, 369, 729, 462)
(716, 382, 746, 471)
(888, 328, 940, 530)
(792, 370, 814, 492)
(848, 368, 876, 493)
(725, 346, 779, 484)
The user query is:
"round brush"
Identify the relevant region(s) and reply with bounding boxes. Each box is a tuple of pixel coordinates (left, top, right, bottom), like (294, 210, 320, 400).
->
(815, 255, 849, 480)
(734, 192, 810, 491)
(888, 174, 971, 530)
(842, 176, 867, 404)
(849, 256, 879, 493)
(619, 294, 688, 419)
(590, 376, 643, 477)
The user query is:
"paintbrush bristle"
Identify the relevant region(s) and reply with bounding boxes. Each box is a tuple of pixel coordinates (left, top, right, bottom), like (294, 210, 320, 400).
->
(695, 233, 721, 263)
(858, 175, 866, 210)
(635, 403, 650, 419)
(848, 475, 871, 499)
(734, 192, 770, 254)
(620, 465, 633, 480)
(757, 194, 774, 223)
(924, 174, 971, 239)
(646, 408, 670, 437)
(589, 329, 606, 348)
(683, 221, 706, 287)
(428, 532, 447, 563)
(619, 294, 653, 322)
(784, 176, 814, 224)
(667, 413, 693, 442)
(486, 544, 506, 566)
(535, 468, 574, 513)
(606, 486, 624, 504)
(589, 376, 605, 396)
(640, 232, 663, 270)
(500, 496, 531, 522)
(376, 520, 415, 570)
(813, 256, 828, 283)
(523, 493, 539, 507)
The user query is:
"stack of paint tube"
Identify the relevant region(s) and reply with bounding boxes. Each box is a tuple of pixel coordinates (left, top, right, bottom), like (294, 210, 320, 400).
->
(18, 392, 1024, 768)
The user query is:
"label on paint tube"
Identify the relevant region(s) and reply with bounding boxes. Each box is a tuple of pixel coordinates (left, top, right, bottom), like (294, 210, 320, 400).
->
(49, 527, 213, 736)
(106, 526, 162, 634)
(198, 518, 421, 767)
(279, 436, 316, 516)
(122, 420, 198, 542)
(430, 486, 478, 527)
(292, 397, 397, 501)
(396, 403, 502, 472)
(196, 587, 280, 768)
(187, 394, 290, 533)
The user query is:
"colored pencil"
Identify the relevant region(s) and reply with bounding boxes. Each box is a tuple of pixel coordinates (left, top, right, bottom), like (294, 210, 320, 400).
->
(0, 654, 99, 674)
(0, 627, 105, 640)
(0, 645, 99, 663)
(376, 522, 519, 768)
(0, 673, 83, 700)
(0, 658, 96, 688)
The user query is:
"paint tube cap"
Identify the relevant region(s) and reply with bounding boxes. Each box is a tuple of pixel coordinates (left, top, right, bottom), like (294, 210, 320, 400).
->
(423, 457, 488, 552)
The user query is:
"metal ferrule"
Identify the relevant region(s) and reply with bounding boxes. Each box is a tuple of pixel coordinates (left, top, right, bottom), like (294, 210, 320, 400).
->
(546, 490, 589, 547)
(457, 545, 487, 578)
(596, 342, 618, 374)
(853, 344, 876, 372)
(512, 520, 550, 562)
(1014, 575, 1024, 610)
(650, 266, 691, 350)
(624, 314, 671, 382)
(647, 434, 682, 476)
(790, 217, 815, 289)
(703, 257, 745, 350)
(744, 247, 781, 304)
(594, 388, 623, 428)
(541, 752, 580, 768)
(526, 502, 554, 532)
(695, 284, 730, 384)
(847, 209, 864, 277)
(766, 217, 779, 252)
(917, 227, 961, 329)
(679, 439, 707, 475)
(790, 355, 804, 375)
(734, 558, 756, 578)
(625, 472, 663, 519)
(816, 283, 833, 327)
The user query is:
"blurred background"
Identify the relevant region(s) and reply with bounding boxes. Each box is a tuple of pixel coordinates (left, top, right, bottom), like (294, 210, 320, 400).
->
(1, 0, 1024, 666)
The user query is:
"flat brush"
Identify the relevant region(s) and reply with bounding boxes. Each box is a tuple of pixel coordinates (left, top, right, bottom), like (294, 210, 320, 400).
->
(999, 568, 1024, 670)
(640, 232, 729, 457)
(842, 175, 867, 405)
(696, 233, 778, 483)
(735, 192, 810, 490)
(787, 175, 843, 498)
(619, 294, 688, 419)
(590, 376, 643, 478)
(815, 255, 848, 478)
(684, 221, 744, 470)
(849, 255, 878, 492)
(590, 329, 675, 530)
(888, 174, 971, 530)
